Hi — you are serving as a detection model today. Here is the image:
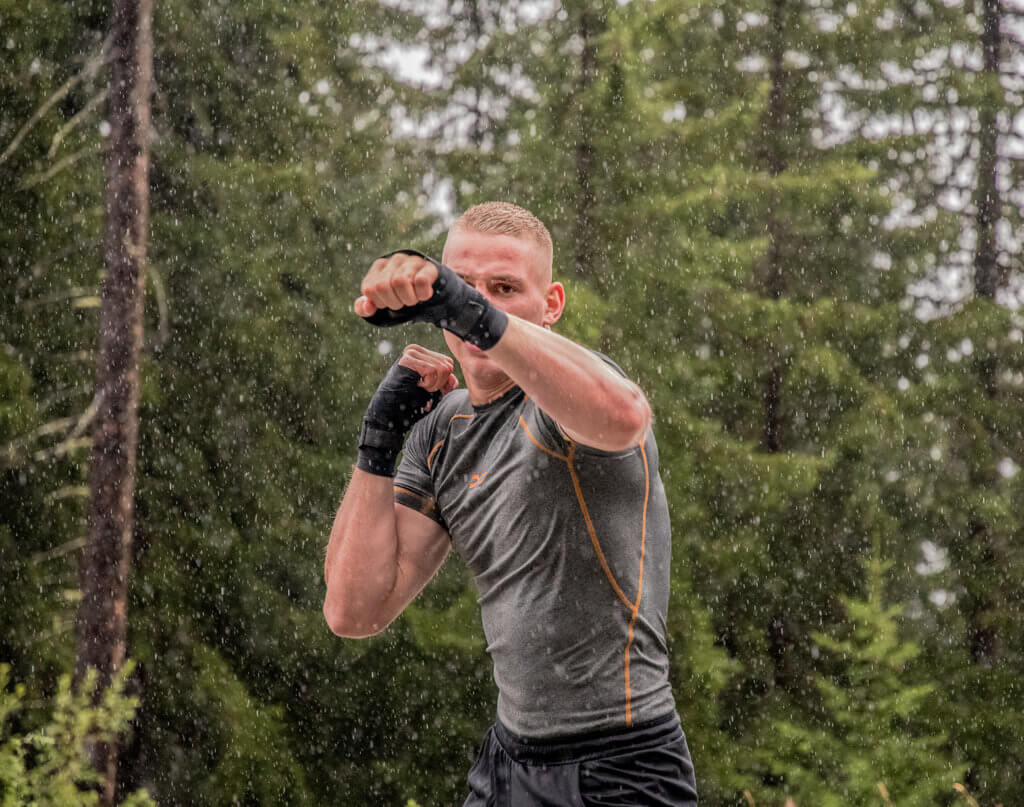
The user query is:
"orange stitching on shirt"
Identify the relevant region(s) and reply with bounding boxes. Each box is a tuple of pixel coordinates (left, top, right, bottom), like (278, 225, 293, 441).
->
(426, 440, 445, 471)
(425, 413, 475, 471)
(519, 416, 650, 727)
(517, 415, 568, 460)
(622, 442, 650, 726)
(566, 443, 634, 611)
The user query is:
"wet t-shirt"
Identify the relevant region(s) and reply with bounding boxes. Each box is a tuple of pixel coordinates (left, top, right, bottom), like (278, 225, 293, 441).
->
(393, 367, 676, 739)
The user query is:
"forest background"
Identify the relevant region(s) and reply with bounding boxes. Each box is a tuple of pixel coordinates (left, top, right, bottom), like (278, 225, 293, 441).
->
(2, 0, 1023, 804)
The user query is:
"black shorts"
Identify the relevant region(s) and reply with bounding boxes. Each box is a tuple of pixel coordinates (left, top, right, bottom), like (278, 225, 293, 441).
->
(463, 712, 698, 806)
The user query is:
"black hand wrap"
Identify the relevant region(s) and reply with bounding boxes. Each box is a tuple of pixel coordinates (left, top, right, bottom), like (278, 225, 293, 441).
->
(356, 362, 440, 477)
(361, 249, 509, 350)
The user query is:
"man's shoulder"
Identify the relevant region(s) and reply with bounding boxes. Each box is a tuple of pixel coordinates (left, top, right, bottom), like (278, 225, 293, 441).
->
(590, 349, 629, 379)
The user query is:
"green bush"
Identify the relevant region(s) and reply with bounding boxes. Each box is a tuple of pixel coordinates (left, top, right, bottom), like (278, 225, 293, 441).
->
(0, 662, 154, 806)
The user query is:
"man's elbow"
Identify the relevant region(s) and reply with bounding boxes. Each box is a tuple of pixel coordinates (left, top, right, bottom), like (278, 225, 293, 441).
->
(610, 392, 652, 450)
(323, 597, 389, 639)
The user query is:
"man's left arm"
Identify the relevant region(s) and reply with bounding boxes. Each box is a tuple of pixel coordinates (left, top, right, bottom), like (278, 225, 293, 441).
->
(485, 316, 651, 452)
(356, 250, 650, 451)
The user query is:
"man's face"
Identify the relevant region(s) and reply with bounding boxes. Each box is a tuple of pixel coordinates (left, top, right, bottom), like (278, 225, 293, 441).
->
(441, 228, 563, 380)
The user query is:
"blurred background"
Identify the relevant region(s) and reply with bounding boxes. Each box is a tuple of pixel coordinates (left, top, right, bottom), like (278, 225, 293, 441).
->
(2, 0, 1022, 803)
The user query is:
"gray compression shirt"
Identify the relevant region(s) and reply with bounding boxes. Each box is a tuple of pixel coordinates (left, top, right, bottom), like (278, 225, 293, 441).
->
(393, 360, 676, 738)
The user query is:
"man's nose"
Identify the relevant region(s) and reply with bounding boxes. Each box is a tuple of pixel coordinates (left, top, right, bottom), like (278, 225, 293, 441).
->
(468, 280, 494, 303)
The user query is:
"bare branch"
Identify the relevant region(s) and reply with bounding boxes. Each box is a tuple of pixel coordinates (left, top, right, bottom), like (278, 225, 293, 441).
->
(23, 286, 100, 309)
(33, 436, 92, 462)
(45, 485, 91, 502)
(4, 416, 78, 464)
(2, 391, 102, 466)
(48, 89, 106, 158)
(31, 536, 87, 565)
(40, 386, 90, 412)
(15, 242, 96, 293)
(146, 266, 170, 350)
(0, 33, 112, 167)
(19, 143, 101, 191)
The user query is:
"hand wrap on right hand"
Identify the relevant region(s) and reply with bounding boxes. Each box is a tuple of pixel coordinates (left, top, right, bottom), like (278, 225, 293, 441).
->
(356, 361, 440, 477)
(361, 249, 508, 350)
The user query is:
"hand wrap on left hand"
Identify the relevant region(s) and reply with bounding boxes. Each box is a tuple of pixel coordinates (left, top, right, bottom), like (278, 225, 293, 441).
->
(357, 361, 440, 477)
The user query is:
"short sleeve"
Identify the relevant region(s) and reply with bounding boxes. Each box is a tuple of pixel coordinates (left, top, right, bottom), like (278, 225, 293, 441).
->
(394, 417, 446, 527)
(526, 350, 633, 452)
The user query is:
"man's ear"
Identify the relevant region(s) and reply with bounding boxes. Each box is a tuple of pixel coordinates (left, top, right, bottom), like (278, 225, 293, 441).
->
(543, 282, 566, 327)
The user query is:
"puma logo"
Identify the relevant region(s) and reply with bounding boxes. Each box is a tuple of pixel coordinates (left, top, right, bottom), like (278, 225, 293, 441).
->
(469, 472, 488, 489)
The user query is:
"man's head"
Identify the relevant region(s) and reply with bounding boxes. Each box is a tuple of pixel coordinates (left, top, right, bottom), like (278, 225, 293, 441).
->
(447, 201, 554, 279)
(441, 202, 565, 389)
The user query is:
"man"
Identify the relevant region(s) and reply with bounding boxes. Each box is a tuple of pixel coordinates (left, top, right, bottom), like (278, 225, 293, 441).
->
(324, 202, 697, 805)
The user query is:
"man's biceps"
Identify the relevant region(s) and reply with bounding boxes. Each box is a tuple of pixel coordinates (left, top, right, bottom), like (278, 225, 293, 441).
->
(395, 498, 450, 552)
(394, 504, 451, 586)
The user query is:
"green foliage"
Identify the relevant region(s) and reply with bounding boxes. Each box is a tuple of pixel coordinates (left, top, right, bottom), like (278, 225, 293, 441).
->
(0, 663, 153, 806)
(755, 537, 966, 806)
(2, 0, 1023, 805)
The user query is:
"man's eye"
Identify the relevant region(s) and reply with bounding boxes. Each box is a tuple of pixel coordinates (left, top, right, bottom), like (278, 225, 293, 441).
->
(495, 284, 515, 294)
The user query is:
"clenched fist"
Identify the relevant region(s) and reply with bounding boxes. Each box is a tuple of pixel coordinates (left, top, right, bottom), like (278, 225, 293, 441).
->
(398, 344, 459, 397)
(355, 249, 508, 351)
(356, 344, 459, 477)
(355, 252, 438, 318)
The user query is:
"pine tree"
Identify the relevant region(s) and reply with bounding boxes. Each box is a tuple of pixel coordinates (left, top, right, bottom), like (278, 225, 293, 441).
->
(759, 535, 966, 807)
(596, 0, 975, 799)
(1, 0, 111, 703)
(839, 2, 1024, 799)
(73, 1, 154, 801)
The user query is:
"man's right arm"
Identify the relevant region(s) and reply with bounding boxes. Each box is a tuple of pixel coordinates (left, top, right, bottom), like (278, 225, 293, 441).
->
(323, 343, 456, 638)
(323, 469, 449, 638)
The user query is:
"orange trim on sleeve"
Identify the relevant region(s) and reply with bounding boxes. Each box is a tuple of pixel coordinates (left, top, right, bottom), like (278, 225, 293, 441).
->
(393, 485, 439, 521)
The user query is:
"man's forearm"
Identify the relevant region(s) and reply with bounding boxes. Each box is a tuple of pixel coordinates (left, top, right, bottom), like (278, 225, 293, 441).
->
(323, 470, 400, 638)
(485, 317, 651, 451)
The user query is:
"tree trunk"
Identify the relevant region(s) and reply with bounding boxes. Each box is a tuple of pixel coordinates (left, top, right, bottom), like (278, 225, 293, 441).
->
(973, 0, 1003, 304)
(468, 0, 487, 147)
(574, 6, 599, 280)
(74, 0, 153, 802)
(761, 0, 788, 453)
(964, 0, 1004, 675)
(972, 0, 1003, 398)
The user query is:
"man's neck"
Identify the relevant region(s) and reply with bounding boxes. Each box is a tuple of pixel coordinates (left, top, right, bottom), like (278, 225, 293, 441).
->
(465, 374, 518, 407)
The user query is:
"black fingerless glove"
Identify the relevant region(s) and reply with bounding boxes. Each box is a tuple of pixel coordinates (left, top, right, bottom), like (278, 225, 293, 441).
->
(361, 249, 508, 350)
(356, 361, 440, 477)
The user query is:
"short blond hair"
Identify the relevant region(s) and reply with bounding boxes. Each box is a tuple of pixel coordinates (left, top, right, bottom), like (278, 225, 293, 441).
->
(451, 201, 553, 257)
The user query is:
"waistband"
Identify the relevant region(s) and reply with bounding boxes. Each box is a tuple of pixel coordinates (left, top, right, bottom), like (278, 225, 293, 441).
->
(492, 711, 682, 765)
